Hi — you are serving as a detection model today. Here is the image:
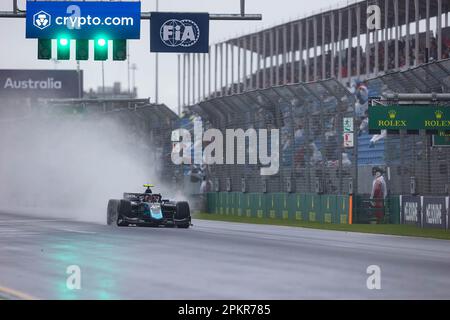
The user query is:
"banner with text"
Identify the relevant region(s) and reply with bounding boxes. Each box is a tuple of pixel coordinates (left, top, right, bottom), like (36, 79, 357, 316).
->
(401, 195, 421, 226)
(0, 69, 82, 99)
(369, 105, 450, 132)
(26, 1, 141, 40)
(422, 196, 448, 229)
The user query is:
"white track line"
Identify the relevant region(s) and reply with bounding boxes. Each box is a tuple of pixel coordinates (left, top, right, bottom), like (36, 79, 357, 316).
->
(59, 228, 97, 234)
(0, 219, 61, 224)
(0, 285, 38, 300)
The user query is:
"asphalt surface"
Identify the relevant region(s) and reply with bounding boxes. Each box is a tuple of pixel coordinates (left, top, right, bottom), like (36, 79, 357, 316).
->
(0, 212, 450, 299)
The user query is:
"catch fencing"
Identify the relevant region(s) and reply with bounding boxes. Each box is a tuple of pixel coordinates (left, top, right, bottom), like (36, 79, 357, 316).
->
(186, 58, 450, 197)
(189, 78, 356, 195)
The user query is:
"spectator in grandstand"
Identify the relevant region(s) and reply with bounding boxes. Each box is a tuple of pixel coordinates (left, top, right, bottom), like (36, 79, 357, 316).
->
(369, 130, 387, 148)
(281, 127, 293, 155)
(359, 115, 369, 136)
(200, 176, 213, 193)
(370, 167, 387, 223)
(354, 81, 369, 118)
(309, 142, 323, 165)
(342, 153, 352, 167)
(189, 164, 203, 183)
(325, 153, 351, 168)
(294, 124, 305, 147)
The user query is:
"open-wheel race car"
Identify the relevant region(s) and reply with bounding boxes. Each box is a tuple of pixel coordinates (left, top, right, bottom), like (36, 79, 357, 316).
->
(107, 184, 191, 228)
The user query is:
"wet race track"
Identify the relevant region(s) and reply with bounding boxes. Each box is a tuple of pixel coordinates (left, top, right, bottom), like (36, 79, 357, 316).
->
(0, 212, 450, 299)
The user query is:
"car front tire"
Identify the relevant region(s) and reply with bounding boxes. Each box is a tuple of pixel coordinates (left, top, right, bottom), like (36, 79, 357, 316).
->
(175, 201, 191, 229)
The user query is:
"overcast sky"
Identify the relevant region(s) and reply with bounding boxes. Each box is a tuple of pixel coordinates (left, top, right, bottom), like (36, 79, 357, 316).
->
(0, 0, 346, 112)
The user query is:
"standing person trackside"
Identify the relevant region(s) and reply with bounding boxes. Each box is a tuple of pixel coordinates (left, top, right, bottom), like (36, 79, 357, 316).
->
(370, 167, 387, 223)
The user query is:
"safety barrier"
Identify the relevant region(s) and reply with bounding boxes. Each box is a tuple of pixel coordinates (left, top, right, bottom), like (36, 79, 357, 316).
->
(206, 192, 351, 224)
(353, 195, 401, 224)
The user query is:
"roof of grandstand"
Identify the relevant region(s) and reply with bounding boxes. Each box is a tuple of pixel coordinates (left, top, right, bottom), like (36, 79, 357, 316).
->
(226, 0, 450, 58)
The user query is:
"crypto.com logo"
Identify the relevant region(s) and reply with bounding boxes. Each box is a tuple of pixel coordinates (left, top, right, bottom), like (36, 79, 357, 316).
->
(33, 11, 51, 30)
(171, 118, 280, 176)
(160, 19, 200, 47)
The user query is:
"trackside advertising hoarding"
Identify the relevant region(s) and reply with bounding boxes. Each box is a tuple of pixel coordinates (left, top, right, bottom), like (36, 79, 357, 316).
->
(422, 196, 447, 229)
(401, 195, 421, 226)
(432, 131, 450, 147)
(150, 12, 210, 53)
(369, 105, 450, 132)
(401, 195, 449, 230)
(26, 1, 141, 40)
(0, 69, 82, 99)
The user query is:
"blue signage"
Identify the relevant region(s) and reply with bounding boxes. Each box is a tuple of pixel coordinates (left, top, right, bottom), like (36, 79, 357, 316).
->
(26, 1, 141, 40)
(150, 12, 209, 53)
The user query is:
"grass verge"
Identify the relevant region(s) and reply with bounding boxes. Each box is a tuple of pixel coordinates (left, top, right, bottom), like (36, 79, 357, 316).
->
(193, 213, 450, 240)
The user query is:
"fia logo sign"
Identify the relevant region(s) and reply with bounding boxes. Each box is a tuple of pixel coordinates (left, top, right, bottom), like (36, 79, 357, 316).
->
(160, 19, 200, 48)
(367, 5, 381, 30)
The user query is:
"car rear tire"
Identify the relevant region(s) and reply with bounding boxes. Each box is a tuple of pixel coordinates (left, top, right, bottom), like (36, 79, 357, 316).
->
(117, 200, 132, 226)
(175, 201, 191, 229)
(107, 199, 129, 227)
(107, 199, 119, 226)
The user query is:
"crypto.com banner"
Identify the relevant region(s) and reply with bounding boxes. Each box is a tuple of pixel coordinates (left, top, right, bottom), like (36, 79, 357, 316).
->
(26, 1, 141, 40)
(150, 12, 209, 53)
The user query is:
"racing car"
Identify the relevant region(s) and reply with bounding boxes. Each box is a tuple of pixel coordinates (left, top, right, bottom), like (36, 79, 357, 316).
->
(107, 184, 191, 228)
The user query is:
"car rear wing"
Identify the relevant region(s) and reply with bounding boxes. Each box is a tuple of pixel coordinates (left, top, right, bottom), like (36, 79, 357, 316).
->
(123, 193, 145, 201)
(123, 193, 164, 202)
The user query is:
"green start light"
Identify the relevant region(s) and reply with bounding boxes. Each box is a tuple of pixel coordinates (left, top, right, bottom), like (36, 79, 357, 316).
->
(38, 39, 52, 60)
(57, 37, 71, 60)
(76, 39, 89, 61)
(37, 36, 122, 61)
(97, 38, 107, 47)
(113, 39, 127, 61)
(94, 37, 108, 61)
(59, 38, 69, 46)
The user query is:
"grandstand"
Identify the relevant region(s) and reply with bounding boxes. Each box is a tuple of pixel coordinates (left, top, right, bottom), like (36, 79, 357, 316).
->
(178, 0, 450, 106)
(176, 0, 450, 200)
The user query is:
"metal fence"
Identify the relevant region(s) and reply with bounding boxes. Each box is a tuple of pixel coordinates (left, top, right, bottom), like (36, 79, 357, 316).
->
(185, 58, 450, 196)
(366, 58, 450, 196)
(187, 78, 356, 194)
